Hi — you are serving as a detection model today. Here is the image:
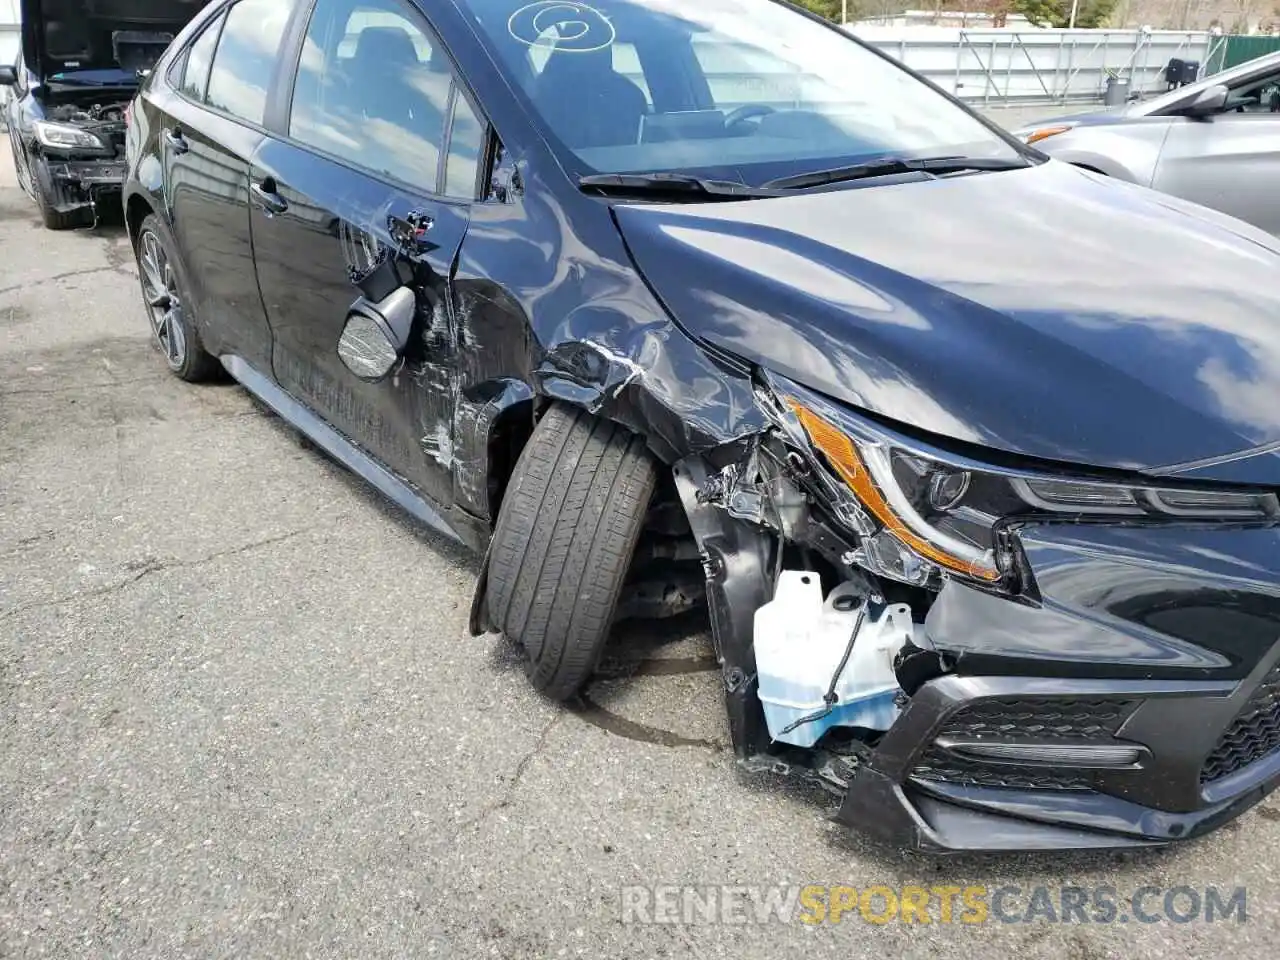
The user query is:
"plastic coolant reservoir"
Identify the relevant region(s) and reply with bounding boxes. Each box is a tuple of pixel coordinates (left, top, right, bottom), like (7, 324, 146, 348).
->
(753, 571, 914, 749)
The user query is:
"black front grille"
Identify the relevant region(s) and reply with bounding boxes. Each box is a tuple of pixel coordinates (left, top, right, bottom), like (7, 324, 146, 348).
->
(934, 697, 1136, 741)
(909, 697, 1137, 792)
(1201, 665, 1280, 785)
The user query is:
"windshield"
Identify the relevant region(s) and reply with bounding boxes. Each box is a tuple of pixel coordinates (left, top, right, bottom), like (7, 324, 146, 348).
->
(456, 0, 1020, 184)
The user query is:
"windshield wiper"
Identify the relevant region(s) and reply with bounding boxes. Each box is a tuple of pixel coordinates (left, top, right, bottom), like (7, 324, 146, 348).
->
(578, 172, 779, 200)
(763, 155, 1030, 191)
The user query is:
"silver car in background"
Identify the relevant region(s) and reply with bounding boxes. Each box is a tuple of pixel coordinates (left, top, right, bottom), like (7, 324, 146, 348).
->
(1015, 51, 1280, 234)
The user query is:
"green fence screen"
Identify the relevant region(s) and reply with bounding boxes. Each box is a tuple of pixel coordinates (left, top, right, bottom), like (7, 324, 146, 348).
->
(1204, 35, 1280, 75)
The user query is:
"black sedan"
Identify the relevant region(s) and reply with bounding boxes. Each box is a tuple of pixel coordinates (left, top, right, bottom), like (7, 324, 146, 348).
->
(122, 0, 1280, 852)
(2, 0, 205, 228)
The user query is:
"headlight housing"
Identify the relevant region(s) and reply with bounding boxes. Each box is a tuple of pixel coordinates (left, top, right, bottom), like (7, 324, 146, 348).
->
(768, 376, 1279, 593)
(33, 120, 110, 153)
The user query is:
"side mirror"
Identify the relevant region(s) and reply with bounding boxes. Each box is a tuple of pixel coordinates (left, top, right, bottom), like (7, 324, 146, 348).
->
(1184, 83, 1228, 117)
(337, 286, 416, 381)
(0, 66, 17, 87)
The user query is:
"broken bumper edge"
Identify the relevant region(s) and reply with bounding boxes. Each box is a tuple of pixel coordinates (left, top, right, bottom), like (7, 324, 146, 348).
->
(838, 767, 1165, 852)
(836, 672, 1280, 853)
(47, 159, 126, 209)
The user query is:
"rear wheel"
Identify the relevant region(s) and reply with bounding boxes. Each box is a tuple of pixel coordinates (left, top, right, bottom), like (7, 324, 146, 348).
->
(486, 404, 658, 700)
(134, 213, 220, 382)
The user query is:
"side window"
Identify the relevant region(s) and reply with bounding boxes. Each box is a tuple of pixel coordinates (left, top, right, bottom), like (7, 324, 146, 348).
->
(1227, 69, 1280, 114)
(289, 0, 478, 196)
(444, 93, 484, 198)
(205, 0, 294, 125)
(176, 15, 223, 102)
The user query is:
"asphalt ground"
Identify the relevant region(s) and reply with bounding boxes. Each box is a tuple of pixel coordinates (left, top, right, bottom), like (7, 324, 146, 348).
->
(2, 137, 1277, 959)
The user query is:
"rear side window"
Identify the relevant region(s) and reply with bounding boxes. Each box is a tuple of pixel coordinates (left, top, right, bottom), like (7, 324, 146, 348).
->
(176, 14, 223, 102)
(205, 0, 295, 125)
(444, 94, 483, 198)
(288, 0, 483, 197)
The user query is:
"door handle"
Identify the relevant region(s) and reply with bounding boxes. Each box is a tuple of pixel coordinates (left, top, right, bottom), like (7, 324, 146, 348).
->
(250, 179, 289, 215)
(163, 128, 188, 155)
(387, 210, 437, 256)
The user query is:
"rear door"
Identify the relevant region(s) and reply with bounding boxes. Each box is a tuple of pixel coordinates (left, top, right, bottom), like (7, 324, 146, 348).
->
(1154, 68, 1280, 234)
(158, 0, 297, 374)
(250, 0, 484, 509)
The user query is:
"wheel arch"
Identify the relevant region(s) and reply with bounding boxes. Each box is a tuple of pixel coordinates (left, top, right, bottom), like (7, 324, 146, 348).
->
(125, 191, 156, 248)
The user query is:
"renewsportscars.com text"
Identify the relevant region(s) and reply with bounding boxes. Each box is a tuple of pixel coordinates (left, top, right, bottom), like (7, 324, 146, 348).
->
(620, 884, 1247, 926)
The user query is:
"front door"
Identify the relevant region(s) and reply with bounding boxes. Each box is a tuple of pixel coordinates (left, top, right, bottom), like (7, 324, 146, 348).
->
(1154, 68, 1280, 235)
(250, 0, 487, 510)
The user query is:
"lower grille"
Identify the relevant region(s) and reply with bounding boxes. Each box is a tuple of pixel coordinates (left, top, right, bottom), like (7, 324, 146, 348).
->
(909, 697, 1137, 792)
(911, 747, 1096, 790)
(933, 696, 1136, 740)
(1201, 665, 1280, 785)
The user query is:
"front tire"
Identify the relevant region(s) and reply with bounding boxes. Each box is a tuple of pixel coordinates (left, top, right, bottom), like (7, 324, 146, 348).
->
(486, 404, 657, 700)
(134, 213, 220, 382)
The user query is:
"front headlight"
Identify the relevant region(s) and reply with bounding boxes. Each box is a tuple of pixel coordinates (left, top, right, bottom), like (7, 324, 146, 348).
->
(33, 120, 109, 152)
(771, 378, 1278, 593)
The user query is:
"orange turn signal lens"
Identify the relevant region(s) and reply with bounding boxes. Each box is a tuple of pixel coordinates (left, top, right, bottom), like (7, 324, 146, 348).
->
(786, 400, 1001, 582)
(1023, 125, 1071, 145)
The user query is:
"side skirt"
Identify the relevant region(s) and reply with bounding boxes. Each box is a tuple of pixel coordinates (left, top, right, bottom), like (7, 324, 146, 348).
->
(221, 354, 463, 545)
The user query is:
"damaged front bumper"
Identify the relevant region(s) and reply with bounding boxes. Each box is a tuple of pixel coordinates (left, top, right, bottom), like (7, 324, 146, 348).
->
(841, 670, 1280, 852)
(676, 375, 1280, 852)
(45, 158, 127, 212)
(847, 522, 1280, 851)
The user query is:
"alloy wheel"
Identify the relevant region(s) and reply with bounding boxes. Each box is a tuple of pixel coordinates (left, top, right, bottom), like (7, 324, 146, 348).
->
(137, 230, 188, 370)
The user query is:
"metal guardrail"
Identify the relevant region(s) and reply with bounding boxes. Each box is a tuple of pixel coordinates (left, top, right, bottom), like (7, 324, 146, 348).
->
(851, 27, 1227, 105)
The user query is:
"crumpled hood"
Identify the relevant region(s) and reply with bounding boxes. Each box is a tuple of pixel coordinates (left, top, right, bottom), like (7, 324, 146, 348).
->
(22, 0, 204, 80)
(614, 160, 1280, 484)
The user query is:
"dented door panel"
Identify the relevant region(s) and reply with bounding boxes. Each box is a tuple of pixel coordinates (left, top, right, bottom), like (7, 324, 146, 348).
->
(248, 136, 467, 511)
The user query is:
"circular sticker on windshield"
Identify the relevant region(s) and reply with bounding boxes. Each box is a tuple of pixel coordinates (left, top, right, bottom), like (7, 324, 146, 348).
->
(507, 1, 616, 53)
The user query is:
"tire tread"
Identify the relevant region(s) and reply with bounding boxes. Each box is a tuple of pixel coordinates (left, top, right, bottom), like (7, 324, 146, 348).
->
(487, 405, 656, 699)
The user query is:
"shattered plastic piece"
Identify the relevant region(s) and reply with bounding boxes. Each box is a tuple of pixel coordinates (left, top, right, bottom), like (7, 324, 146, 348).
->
(695, 442, 793, 528)
(754, 572, 914, 748)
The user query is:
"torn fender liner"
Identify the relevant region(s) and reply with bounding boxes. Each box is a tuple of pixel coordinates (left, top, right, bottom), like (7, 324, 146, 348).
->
(673, 456, 773, 758)
(452, 377, 535, 519)
(469, 541, 494, 636)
